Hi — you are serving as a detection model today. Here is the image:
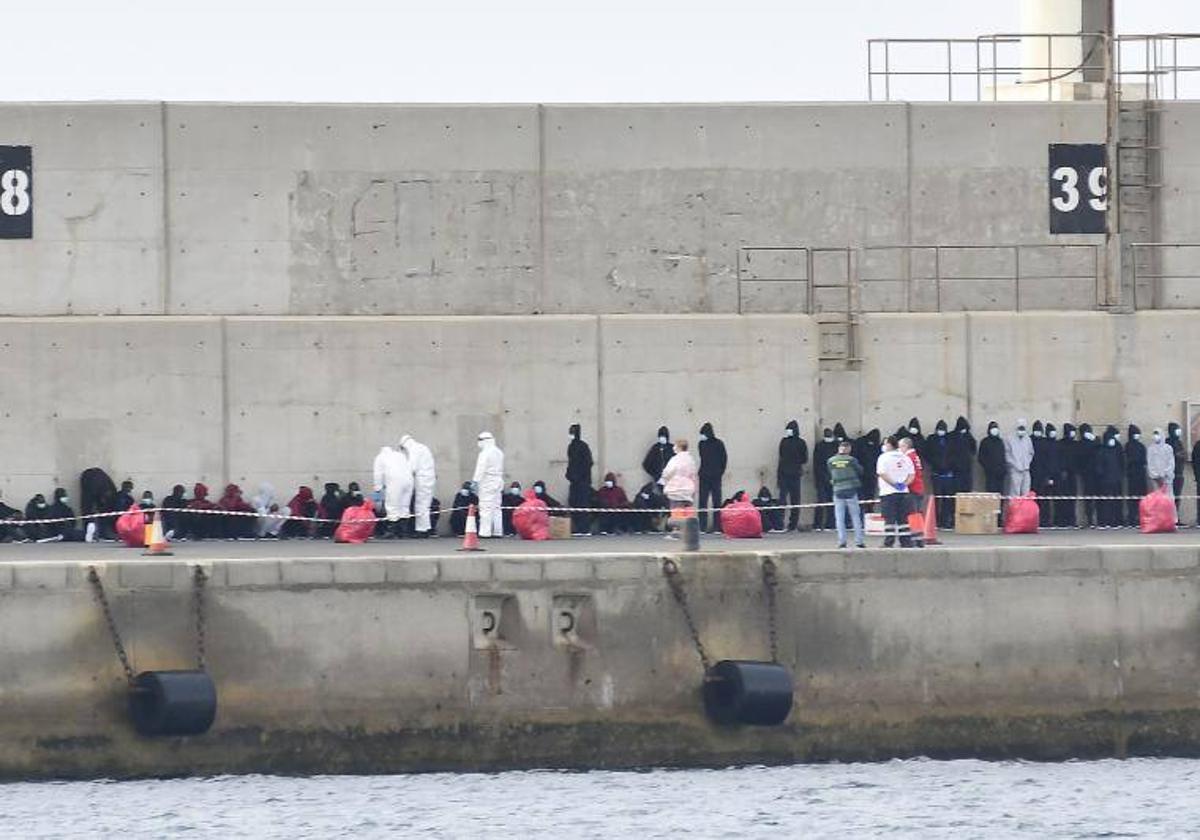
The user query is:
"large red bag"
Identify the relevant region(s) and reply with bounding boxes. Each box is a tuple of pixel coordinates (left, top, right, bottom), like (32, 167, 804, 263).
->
(115, 504, 146, 548)
(720, 494, 763, 539)
(334, 499, 377, 544)
(1003, 491, 1039, 534)
(1140, 488, 1178, 534)
(513, 490, 550, 541)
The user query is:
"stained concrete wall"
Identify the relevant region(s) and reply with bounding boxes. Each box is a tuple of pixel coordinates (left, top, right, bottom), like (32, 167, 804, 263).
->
(17, 99, 1200, 317)
(3, 546, 1200, 778)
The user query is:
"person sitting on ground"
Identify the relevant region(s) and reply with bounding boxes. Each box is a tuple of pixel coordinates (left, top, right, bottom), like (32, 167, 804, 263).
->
(283, 485, 318, 538)
(161, 484, 188, 539)
(631, 481, 667, 533)
(317, 482, 345, 538)
(532, 481, 562, 512)
(185, 483, 220, 540)
(0, 492, 26, 543)
(753, 486, 785, 533)
(23, 493, 51, 541)
(502, 481, 523, 536)
(218, 483, 256, 538)
(594, 472, 630, 535)
(720, 490, 763, 539)
(46, 488, 84, 542)
(449, 482, 479, 537)
(252, 482, 286, 539)
(512, 488, 551, 541)
(80, 468, 120, 540)
(115, 479, 135, 512)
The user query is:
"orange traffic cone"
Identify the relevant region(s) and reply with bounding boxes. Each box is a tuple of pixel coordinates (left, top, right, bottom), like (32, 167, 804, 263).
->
(458, 504, 484, 552)
(143, 511, 173, 556)
(923, 495, 940, 545)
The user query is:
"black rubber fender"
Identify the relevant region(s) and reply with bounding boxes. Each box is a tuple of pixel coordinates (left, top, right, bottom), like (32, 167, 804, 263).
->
(702, 659, 793, 726)
(129, 670, 217, 736)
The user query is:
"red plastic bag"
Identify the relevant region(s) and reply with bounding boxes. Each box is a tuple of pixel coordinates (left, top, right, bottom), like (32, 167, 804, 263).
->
(513, 491, 550, 541)
(720, 496, 762, 538)
(115, 504, 146, 548)
(1003, 492, 1039, 534)
(1140, 488, 1178, 534)
(334, 499, 377, 544)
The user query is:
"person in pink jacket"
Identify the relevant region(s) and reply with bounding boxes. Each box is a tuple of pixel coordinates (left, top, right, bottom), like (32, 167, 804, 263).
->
(660, 438, 698, 540)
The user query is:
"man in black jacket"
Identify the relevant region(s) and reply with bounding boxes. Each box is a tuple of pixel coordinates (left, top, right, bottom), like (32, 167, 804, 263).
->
(642, 426, 673, 484)
(1034, 422, 1063, 527)
(566, 424, 594, 535)
(925, 420, 956, 529)
(947, 416, 976, 495)
(1095, 426, 1125, 527)
(1125, 424, 1148, 526)
(697, 421, 727, 533)
(1056, 423, 1079, 527)
(978, 420, 1005, 524)
(853, 429, 882, 510)
(812, 426, 838, 530)
(1077, 423, 1101, 526)
(777, 419, 808, 532)
(1169, 422, 1186, 523)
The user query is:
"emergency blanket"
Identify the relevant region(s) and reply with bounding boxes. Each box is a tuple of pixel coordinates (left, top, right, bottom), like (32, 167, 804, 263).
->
(334, 499, 377, 544)
(1003, 492, 1040, 534)
(513, 493, 550, 541)
(720, 497, 762, 538)
(115, 504, 145, 548)
(1140, 488, 1178, 534)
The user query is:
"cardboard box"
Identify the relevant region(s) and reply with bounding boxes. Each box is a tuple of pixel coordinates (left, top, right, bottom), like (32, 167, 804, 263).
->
(548, 516, 572, 540)
(955, 493, 1000, 534)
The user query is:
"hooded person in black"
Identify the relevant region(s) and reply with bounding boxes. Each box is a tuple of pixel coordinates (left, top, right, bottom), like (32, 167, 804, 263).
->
(1077, 423, 1101, 526)
(449, 482, 479, 537)
(47, 487, 84, 541)
(977, 420, 1006, 497)
(853, 429, 882, 508)
(947, 416, 976, 495)
(23, 493, 50, 541)
(1029, 421, 1051, 525)
(502, 481, 523, 535)
(632, 481, 667, 533)
(318, 482, 344, 538)
(1169, 422, 1186, 522)
(1125, 424, 1148, 526)
(1056, 423, 1080, 526)
(1193, 437, 1200, 521)
(697, 421, 728, 533)
(1035, 422, 1064, 527)
(777, 420, 808, 531)
(903, 417, 925, 457)
(532, 480, 563, 513)
(642, 426, 673, 484)
(79, 467, 119, 540)
(812, 426, 838, 530)
(162, 484, 188, 537)
(753, 485, 784, 532)
(565, 424, 594, 535)
(1095, 425, 1124, 527)
(926, 419, 956, 529)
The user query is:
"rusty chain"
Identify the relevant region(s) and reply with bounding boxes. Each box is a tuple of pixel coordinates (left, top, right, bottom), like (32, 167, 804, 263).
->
(193, 565, 208, 671)
(87, 566, 136, 686)
(761, 557, 780, 663)
(661, 559, 711, 672)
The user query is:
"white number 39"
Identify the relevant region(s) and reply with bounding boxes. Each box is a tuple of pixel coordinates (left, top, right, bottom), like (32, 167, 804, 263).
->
(0, 169, 30, 216)
(1052, 165, 1107, 213)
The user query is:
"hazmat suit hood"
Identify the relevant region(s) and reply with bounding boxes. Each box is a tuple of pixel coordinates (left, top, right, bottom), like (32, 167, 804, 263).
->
(398, 434, 412, 449)
(253, 482, 277, 509)
(1080, 423, 1095, 441)
(833, 422, 848, 441)
(866, 428, 880, 445)
(522, 488, 539, 503)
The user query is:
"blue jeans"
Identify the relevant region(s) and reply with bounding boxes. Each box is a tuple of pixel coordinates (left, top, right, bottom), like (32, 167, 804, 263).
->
(833, 493, 865, 546)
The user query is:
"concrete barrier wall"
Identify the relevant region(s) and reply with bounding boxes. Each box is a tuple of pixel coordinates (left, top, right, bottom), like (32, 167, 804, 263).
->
(18, 99, 1200, 317)
(2, 310, 1200, 517)
(4, 546, 1200, 778)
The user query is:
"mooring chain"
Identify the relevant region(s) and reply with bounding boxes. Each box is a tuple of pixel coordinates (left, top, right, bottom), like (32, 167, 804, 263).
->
(761, 558, 780, 664)
(661, 559, 711, 672)
(87, 566, 136, 687)
(193, 565, 208, 672)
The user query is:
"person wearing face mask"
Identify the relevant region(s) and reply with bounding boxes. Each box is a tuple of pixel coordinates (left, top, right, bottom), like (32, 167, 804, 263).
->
(531, 480, 562, 513)
(1004, 419, 1034, 498)
(565, 424, 594, 536)
(852, 429, 882, 510)
(777, 419, 809, 531)
(926, 420, 955, 529)
(1168, 423, 1186, 523)
(978, 421, 1007, 516)
(594, 472, 631, 535)
(642, 426, 674, 484)
(373, 444, 414, 539)
(697, 422, 728, 534)
(23, 493, 51, 541)
(1056, 424, 1080, 527)
(901, 418, 925, 457)
(501, 481, 523, 536)
(1147, 427, 1175, 500)
(1192, 435, 1200, 523)
(399, 434, 437, 538)
(947, 417, 976, 497)
(1124, 424, 1148, 526)
(1036, 423, 1064, 528)
(449, 482, 480, 536)
(753, 486, 785, 533)
(1094, 425, 1125, 528)
(876, 436, 915, 548)
(46, 487, 84, 542)
(471, 432, 505, 538)
(632, 481, 667, 533)
(1029, 421, 1053, 526)
(1076, 423, 1101, 527)
(812, 426, 838, 531)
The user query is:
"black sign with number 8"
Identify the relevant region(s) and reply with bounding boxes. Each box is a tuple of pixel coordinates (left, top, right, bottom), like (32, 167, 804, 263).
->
(1049, 143, 1106, 235)
(0, 145, 32, 239)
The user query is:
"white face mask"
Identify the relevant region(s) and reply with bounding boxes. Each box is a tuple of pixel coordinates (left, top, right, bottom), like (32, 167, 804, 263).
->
(698, 434, 708, 442)
(1154, 433, 1163, 443)
(936, 429, 945, 437)
(989, 428, 999, 437)
(1107, 438, 1116, 447)
(59, 496, 69, 504)
(658, 436, 668, 445)
(604, 480, 614, 489)
(534, 485, 545, 494)
(823, 435, 833, 442)
(640, 492, 650, 500)
(1084, 432, 1096, 441)
(1132, 434, 1140, 441)
(1066, 431, 1075, 439)
(1113, 433, 1121, 441)
(1032, 430, 1042, 438)
(1173, 428, 1182, 438)
(909, 427, 919, 434)
(785, 428, 794, 437)
(1048, 431, 1057, 440)
(509, 488, 521, 496)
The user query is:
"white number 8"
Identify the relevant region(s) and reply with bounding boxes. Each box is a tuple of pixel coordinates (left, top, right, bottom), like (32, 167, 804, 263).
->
(1, 169, 30, 216)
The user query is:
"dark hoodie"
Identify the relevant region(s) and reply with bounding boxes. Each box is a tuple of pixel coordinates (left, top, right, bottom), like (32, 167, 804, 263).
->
(903, 417, 925, 453)
(115, 480, 136, 513)
(1125, 424, 1147, 484)
(1077, 423, 1100, 486)
(23, 494, 49, 540)
(752, 486, 784, 532)
(812, 426, 838, 489)
(777, 420, 809, 481)
(532, 481, 562, 511)
(46, 488, 77, 539)
(318, 482, 344, 521)
(1096, 425, 1124, 485)
(1030, 421, 1048, 486)
(642, 426, 673, 481)
(79, 467, 118, 517)
(926, 419, 953, 475)
(1040, 423, 1064, 480)
(698, 422, 727, 480)
(502, 481, 522, 535)
(978, 421, 1006, 479)
(1168, 422, 1186, 473)
(566, 424, 593, 485)
(947, 416, 976, 477)
(853, 429, 882, 498)
(449, 483, 479, 536)
(1061, 423, 1080, 476)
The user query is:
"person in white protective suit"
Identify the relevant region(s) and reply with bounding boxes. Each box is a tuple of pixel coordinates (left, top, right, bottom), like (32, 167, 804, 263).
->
(472, 431, 505, 537)
(399, 434, 437, 536)
(373, 445, 414, 536)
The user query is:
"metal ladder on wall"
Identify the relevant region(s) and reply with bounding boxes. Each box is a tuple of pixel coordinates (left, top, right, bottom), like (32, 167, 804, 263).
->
(1117, 97, 1162, 308)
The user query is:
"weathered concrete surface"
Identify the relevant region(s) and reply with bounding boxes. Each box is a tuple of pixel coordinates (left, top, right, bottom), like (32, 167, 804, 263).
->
(3, 545, 1200, 779)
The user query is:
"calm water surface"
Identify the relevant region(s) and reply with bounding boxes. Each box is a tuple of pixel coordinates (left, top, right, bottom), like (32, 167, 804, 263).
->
(4, 759, 1196, 838)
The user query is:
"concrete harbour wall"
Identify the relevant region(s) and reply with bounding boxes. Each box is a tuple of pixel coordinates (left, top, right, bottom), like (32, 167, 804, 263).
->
(4, 546, 1200, 779)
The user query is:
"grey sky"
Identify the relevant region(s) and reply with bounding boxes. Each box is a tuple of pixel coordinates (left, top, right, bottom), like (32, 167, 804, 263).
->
(7, 1, 1200, 102)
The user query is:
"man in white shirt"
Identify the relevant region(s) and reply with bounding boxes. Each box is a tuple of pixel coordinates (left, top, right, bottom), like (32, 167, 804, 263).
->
(876, 436, 915, 548)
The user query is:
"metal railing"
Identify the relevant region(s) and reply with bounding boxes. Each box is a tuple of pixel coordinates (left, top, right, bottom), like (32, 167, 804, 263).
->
(735, 246, 852, 315)
(1130, 242, 1200, 309)
(868, 33, 1200, 102)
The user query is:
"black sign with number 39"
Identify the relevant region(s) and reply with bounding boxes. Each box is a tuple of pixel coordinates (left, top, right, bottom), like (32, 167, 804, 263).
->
(1049, 143, 1107, 235)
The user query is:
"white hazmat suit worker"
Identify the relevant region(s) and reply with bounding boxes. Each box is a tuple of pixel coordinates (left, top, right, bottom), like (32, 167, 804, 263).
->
(472, 431, 505, 537)
(373, 445, 414, 530)
(399, 433, 437, 535)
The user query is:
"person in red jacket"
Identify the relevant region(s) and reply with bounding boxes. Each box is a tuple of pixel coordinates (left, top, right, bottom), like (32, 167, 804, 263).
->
(218, 483, 255, 538)
(187, 482, 219, 540)
(594, 472, 631, 534)
(284, 485, 318, 538)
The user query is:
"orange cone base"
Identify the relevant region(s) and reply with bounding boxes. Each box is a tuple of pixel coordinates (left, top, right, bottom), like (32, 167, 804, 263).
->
(924, 495, 940, 545)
